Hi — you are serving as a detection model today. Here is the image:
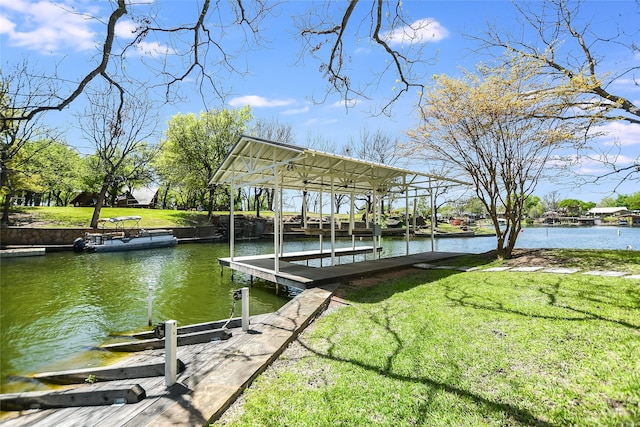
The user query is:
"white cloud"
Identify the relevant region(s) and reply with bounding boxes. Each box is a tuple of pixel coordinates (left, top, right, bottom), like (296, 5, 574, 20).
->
(282, 106, 309, 115)
(590, 121, 640, 147)
(330, 99, 359, 109)
(130, 40, 175, 57)
(383, 18, 449, 46)
(611, 78, 640, 91)
(114, 19, 175, 57)
(0, 0, 98, 53)
(228, 95, 295, 108)
(115, 19, 138, 39)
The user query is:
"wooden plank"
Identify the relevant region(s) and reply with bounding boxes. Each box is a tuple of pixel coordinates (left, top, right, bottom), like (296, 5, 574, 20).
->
(0, 384, 146, 411)
(101, 329, 232, 352)
(279, 246, 381, 261)
(127, 287, 335, 426)
(219, 245, 378, 264)
(128, 318, 241, 340)
(32, 360, 186, 385)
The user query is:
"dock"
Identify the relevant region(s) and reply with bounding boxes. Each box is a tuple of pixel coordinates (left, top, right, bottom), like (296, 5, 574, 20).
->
(219, 250, 467, 289)
(0, 286, 335, 426)
(0, 248, 46, 258)
(1, 249, 469, 426)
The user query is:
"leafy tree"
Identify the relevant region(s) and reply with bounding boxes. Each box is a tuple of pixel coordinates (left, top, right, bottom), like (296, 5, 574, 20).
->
(581, 201, 596, 212)
(407, 59, 580, 259)
(524, 195, 541, 215)
(528, 203, 546, 220)
(159, 107, 251, 218)
(599, 197, 617, 208)
(1, 63, 61, 222)
(558, 199, 583, 216)
(25, 140, 84, 206)
(616, 192, 640, 210)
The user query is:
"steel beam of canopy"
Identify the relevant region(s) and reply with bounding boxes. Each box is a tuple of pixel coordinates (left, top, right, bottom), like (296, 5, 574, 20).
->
(211, 135, 471, 267)
(212, 135, 469, 195)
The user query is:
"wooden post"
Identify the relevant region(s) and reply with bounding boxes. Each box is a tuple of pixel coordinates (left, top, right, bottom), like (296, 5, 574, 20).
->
(165, 320, 177, 387)
(241, 287, 249, 332)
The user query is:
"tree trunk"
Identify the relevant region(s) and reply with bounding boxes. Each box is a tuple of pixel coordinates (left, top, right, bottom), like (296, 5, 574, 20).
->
(254, 188, 263, 217)
(161, 183, 170, 209)
(90, 181, 110, 229)
(207, 185, 215, 220)
(1, 179, 13, 224)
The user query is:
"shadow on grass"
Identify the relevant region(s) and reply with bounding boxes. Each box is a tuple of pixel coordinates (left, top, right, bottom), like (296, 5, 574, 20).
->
(298, 303, 554, 427)
(442, 275, 640, 331)
(342, 268, 462, 305)
(312, 266, 639, 425)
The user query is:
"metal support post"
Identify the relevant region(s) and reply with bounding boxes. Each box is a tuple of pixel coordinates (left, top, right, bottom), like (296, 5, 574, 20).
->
(165, 320, 177, 387)
(241, 287, 249, 332)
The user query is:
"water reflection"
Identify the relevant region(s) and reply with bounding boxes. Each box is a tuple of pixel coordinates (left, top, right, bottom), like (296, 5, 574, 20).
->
(0, 243, 290, 392)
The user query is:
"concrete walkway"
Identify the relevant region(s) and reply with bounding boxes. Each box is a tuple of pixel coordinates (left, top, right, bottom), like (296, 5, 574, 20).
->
(414, 263, 640, 279)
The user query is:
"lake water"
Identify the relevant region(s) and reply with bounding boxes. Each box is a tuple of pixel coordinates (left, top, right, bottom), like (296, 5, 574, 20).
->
(1, 225, 638, 392)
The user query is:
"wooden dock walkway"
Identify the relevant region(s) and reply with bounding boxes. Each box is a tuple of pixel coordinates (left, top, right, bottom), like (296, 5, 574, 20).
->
(1, 250, 469, 426)
(0, 286, 336, 427)
(219, 250, 467, 289)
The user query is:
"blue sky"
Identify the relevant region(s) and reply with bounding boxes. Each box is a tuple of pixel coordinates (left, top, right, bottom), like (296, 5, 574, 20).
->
(1, 0, 639, 203)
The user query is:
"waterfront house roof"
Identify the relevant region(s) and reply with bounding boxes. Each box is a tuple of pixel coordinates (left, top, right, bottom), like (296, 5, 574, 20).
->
(587, 207, 630, 216)
(211, 135, 468, 194)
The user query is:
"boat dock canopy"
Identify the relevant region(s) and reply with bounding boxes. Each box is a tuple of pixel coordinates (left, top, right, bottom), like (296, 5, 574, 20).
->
(211, 135, 468, 193)
(210, 135, 471, 288)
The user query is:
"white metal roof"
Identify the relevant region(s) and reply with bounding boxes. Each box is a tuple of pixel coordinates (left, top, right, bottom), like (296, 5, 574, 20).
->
(211, 135, 468, 194)
(587, 207, 629, 215)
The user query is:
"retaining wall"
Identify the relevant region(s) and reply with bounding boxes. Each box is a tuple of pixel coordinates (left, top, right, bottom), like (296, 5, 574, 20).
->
(0, 215, 268, 247)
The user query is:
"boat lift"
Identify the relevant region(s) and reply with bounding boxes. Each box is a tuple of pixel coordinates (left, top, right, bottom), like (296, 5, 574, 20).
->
(211, 135, 469, 281)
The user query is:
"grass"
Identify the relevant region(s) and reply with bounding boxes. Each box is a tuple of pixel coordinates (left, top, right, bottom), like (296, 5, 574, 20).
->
(428, 249, 640, 275)
(10, 206, 215, 227)
(7, 206, 343, 228)
(217, 267, 640, 426)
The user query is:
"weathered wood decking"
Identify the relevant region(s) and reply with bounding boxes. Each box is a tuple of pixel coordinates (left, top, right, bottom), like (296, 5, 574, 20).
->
(0, 287, 335, 427)
(219, 250, 467, 289)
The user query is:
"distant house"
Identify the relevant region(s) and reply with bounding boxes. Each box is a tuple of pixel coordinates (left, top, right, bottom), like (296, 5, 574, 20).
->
(587, 207, 630, 217)
(116, 187, 159, 208)
(71, 192, 100, 207)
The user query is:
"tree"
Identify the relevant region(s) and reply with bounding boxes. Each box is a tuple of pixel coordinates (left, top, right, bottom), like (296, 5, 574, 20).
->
(1, 62, 61, 223)
(407, 59, 580, 259)
(78, 86, 158, 228)
(25, 140, 84, 206)
(249, 118, 294, 216)
(5, 2, 433, 137)
(477, 0, 640, 184)
(615, 192, 640, 210)
(344, 128, 404, 217)
(543, 191, 561, 213)
(159, 107, 251, 218)
(296, 1, 439, 114)
(558, 199, 583, 217)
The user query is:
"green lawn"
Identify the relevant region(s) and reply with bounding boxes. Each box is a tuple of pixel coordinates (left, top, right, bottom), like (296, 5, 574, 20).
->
(8, 206, 335, 228)
(9, 206, 234, 227)
(217, 269, 640, 426)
